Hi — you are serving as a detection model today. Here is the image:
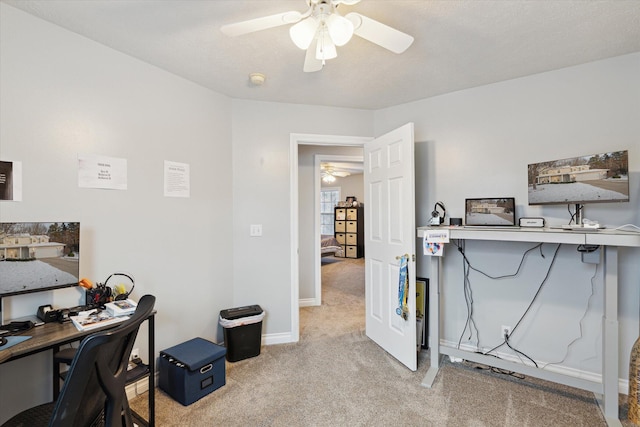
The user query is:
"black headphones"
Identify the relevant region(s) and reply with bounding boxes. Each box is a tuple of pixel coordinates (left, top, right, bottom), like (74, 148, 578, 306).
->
(103, 272, 135, 301)
(430, 202, 446, 225)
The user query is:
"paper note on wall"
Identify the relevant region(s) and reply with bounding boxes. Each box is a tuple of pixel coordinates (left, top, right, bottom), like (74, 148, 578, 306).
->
(423, 229, 448, 256)
(78, 154, 127, 190)
(424, 240, 443, 256)
(164, 160, 190, 198)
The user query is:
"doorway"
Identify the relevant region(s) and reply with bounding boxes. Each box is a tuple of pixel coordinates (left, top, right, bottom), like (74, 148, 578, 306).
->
(314, 154, 364, 306)
(291, 124, 418, 370)
(290, 133, 370, 342)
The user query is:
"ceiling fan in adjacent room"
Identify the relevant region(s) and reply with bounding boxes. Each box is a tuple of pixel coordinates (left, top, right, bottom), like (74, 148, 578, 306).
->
(321, 163, 351, 183)
(221, 0, 414, 72)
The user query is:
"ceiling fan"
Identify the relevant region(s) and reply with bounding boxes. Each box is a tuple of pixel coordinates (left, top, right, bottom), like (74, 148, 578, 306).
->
(221, 0, 414, 72)
(321, 163, 351, 183)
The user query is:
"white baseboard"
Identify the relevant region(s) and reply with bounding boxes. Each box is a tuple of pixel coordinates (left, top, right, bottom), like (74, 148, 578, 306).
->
(445, 339, 629, 396)
(298, 298, 319, 307)
(263, 331, 294, 345)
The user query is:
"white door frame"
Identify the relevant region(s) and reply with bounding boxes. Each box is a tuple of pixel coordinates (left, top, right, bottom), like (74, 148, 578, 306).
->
(290, 133, 371, 341)
(311, 153, 363, 307)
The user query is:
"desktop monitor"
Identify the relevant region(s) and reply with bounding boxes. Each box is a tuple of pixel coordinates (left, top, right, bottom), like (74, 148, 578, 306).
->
(0, 222, 80, 297)
(527, 150, 629, 206)
(527, 150, 629, 226)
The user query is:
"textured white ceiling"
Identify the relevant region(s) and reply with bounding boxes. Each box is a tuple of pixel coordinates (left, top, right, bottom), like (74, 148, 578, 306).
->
(3, 0, 640, 110)
(322, 161, 364, 175)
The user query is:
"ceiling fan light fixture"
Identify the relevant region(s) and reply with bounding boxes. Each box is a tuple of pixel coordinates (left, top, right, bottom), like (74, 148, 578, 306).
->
(326, 13, 354, 46)
(222, 0, 413, 73)
(322, 174, 336, 183)
(316, 29, 337, 61)
(345, 12, 362, 31)
(290, 17, 319, 50)
(303, 40, 323, 72)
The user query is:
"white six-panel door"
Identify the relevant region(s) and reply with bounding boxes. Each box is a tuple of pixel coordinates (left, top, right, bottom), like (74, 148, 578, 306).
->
(364, 123, 417, 370)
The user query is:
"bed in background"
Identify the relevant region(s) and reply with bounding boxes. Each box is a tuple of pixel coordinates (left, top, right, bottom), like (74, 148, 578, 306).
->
(321, 234, 343, 257)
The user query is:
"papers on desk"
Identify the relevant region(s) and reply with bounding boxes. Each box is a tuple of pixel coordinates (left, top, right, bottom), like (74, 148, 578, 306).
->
(70, 310, 129, 331)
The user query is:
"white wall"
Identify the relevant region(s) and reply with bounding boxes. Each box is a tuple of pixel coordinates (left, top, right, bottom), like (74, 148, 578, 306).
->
(375, 53, 640, 384)
(322, 173, 365, 204)
(0, 4, 234, 421)
(231, 100, 372, 339)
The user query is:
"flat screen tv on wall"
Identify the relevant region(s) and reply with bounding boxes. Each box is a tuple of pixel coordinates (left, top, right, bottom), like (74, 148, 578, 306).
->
(527, 150, 629, 206)
(0, 222, 80, 297)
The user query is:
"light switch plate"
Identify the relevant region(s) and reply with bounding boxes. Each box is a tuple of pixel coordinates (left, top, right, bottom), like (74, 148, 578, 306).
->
(250, 224, 262, 237)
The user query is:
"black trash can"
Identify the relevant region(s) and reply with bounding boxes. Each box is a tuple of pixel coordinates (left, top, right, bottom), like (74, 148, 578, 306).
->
(219, 305, 264, 362)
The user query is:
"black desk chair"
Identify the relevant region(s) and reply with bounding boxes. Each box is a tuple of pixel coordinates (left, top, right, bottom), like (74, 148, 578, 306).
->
(2, 294, 156, 427)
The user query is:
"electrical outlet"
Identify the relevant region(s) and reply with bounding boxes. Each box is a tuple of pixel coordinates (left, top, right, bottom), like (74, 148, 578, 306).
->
(501, 325, 512, 340)
(131, 348, 139, 361)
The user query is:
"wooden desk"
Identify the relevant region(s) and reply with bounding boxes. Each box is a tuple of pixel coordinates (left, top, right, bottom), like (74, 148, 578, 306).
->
(417, 226, 640, 427)
(0, 312, 155, 426)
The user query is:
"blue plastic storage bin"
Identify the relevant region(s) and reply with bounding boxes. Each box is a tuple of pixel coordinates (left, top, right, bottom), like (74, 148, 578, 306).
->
(159, 337, 226, 405)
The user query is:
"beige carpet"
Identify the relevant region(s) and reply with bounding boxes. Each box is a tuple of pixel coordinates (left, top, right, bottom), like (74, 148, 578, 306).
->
(131, 257, 634, 426)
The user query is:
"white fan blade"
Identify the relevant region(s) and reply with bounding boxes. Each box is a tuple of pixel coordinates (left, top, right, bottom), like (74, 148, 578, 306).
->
(221, 11, 302, 37)
(333, 171, 351, 177)
(345, 12, 414, 54)
(304, 41, 323, 72)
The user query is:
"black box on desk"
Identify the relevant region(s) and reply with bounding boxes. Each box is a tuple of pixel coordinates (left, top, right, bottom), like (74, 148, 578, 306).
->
(159, 337, 226, 406)
(219, 305, 264, 362)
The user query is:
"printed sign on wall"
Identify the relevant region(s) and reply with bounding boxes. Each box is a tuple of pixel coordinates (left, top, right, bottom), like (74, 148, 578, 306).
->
(164, 160, 190, 198)
(78, 154, 127, 190)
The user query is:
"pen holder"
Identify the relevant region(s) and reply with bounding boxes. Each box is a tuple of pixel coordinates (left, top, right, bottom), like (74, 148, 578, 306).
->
(85, 286, 112, 307)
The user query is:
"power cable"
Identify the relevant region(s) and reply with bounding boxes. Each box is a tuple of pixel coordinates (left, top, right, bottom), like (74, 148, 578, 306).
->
(539, 261, 598, 369)
(482, 243, 562, 366)
(454, 240, 545, 348)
